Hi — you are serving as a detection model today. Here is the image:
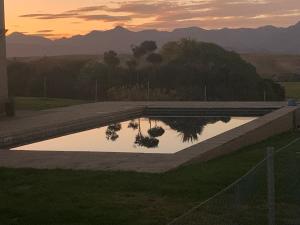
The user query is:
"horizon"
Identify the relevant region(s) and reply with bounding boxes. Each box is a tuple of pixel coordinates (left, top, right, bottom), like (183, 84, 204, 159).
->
(7, 20, 300, 41)
(6, 0, 300, 39)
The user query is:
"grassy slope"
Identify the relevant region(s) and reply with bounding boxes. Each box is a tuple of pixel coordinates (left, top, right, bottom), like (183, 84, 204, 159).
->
(241, 54, 300, 78)
(0, 132, 299, 225)
(280, 82, 300, 100)
(15, 97, 88, 111)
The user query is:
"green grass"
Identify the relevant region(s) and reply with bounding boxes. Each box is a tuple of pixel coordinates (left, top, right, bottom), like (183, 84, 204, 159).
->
(280, 82, 300, 100)
(0, 132, 299, 225)
(15, 97, 88, 111)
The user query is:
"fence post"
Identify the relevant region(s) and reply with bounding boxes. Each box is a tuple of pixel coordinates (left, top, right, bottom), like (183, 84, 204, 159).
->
(43, 76, 47, 98)
(95, 80, 98, 102)
(147, 80, 150, 101)
(267, 147, 275, 225)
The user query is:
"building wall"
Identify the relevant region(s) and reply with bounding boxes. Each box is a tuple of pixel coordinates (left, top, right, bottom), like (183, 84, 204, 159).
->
(0, 0, 8, 114)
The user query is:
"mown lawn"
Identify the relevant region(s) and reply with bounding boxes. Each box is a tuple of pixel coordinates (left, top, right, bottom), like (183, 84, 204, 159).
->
(0, 132, 299, 225)
(14, 97, 88, 111)
(280, 82, 300, 100)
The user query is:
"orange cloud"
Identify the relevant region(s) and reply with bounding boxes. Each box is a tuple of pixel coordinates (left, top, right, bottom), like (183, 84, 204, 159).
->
(5, 0, 300, 39)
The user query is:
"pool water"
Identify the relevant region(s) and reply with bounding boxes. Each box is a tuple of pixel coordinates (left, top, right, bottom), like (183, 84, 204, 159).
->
(12, 116, 256, 154)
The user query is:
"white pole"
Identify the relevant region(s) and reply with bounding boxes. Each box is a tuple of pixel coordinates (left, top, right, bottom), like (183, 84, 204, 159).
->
(0, 0, 8, 103)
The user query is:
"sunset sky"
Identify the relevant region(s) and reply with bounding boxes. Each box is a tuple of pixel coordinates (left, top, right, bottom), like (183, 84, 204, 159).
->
(5, 0, 300, 39)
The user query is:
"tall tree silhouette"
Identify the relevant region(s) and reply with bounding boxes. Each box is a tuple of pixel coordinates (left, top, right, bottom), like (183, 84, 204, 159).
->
(126, 59, 138, 85)
(103, 51, 120, 68)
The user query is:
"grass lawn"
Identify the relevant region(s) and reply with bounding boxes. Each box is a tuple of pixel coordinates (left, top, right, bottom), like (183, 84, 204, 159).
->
(280, 82, 300, 100)
(14, 97, 88, 111)
(0, 132, 299, 225)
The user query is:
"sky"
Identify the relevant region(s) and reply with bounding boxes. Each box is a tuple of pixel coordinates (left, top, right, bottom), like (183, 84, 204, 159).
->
(5, 0, 300, 39)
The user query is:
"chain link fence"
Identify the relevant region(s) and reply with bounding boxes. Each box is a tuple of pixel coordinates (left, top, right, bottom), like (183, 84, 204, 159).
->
(167, 138, 300, 225)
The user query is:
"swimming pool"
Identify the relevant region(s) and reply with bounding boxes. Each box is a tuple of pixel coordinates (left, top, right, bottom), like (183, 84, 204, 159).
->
(12, 116, 256, 154)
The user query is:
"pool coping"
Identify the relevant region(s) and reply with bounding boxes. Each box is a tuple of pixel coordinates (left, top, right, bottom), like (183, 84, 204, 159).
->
(0, 102, 298, 173)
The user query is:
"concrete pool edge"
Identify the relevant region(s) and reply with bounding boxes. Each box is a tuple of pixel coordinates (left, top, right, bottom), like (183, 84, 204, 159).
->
(174, 106, 299, 165)
(0, 107, 145, 149)
(0, 102, 298, 173)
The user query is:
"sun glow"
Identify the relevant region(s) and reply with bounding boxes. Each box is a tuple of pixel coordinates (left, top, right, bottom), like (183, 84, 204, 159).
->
(5, 0, 300, 39)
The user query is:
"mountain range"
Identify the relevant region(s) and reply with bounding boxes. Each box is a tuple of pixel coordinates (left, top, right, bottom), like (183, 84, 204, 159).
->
(6, 21, 300, 57)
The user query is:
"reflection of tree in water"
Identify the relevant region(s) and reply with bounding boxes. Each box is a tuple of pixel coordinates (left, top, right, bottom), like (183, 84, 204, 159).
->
(219, 117, 231, 123)
(160, 117, 231, 143)
(106, 116, 231, 148)
(106, 123, 122, 141)
(134, 118, 159, 148)
(135, 134, 159, 148)
(128, 120, 139, 130)
(147, 118, 165, 138)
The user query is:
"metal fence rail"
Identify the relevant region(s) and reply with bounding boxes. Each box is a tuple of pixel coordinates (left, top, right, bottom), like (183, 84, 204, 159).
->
(167, 138, 300, 225)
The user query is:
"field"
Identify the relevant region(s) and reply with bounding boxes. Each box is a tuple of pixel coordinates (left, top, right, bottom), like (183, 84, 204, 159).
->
(0, 131, 299, 225)
(280, 82, 300, 100)
(15, 97, 88, 111)
(242, 53, 300, 78)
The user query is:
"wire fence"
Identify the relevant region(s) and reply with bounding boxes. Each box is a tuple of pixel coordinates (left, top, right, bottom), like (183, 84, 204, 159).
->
(167, 138, 300, 225)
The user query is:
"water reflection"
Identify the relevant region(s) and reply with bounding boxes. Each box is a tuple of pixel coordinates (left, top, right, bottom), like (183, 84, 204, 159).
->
(105, 123, 122, 141)
(160, 117, 231, 143)
(105, 117, 231, 148)
(13, 116, 256, 154)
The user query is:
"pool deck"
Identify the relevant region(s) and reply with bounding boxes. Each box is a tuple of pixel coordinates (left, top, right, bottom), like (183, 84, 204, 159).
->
(0, 101, 296, 173)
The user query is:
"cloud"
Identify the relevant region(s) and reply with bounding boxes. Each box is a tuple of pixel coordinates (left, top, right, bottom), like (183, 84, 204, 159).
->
(37, 29, 54, 33)
(20, 12, 131, 22)
(77, 15, 131, 22)
(20, 13, 78, 20)
(19, 0, 300, 30)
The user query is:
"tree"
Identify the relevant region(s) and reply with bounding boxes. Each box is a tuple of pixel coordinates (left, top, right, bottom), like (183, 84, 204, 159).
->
(140, 41, 157, 53)
(126, 59, 137, 70)
(103, 51, 120, 68)
(132, 45, 147, 59)
(131, 41, 158, 59)
(146, 53, 163, 65)
(131, 41, 157, 84)
(126, 59, 138, 85)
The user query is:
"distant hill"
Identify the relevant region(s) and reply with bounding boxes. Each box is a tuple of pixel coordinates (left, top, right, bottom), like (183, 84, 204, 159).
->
(242, 54, 300, 79)
(6, 22, 300, 57)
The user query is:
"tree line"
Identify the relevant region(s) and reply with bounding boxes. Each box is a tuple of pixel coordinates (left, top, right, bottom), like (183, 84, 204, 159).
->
(8, 39, 285, 101)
